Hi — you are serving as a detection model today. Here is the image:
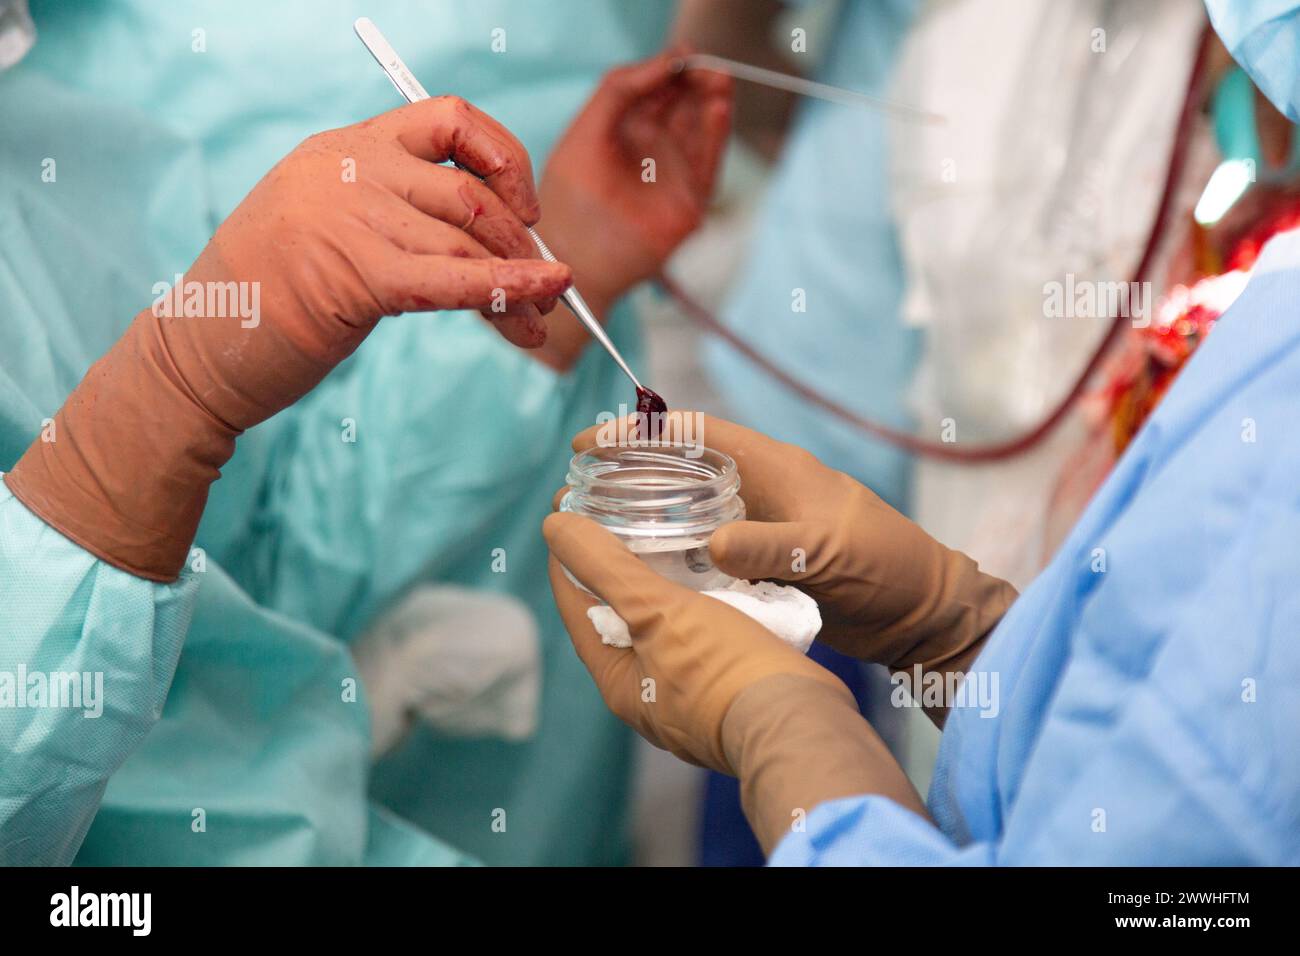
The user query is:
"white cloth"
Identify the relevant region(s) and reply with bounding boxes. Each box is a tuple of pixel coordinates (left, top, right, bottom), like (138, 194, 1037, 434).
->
(0, 0, 35, 71)
(353, 585, 541, 757)
(588, 579, 822, 653)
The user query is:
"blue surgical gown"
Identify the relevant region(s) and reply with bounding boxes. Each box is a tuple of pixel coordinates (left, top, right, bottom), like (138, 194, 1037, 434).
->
(1, 0, 669, 865)
(772, 228, 1300, 865)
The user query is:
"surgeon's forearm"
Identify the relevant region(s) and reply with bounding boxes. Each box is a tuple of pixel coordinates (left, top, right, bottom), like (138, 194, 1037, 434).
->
(4, 308, 236, 581)
(722, 672, 929, 856)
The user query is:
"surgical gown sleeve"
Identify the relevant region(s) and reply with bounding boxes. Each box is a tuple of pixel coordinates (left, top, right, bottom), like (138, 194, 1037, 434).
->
(0, 482, 193, 866)
(772, 231, 1300, 866)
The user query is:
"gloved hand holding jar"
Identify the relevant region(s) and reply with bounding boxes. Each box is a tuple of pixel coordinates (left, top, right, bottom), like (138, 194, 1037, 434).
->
(545, 412, 1018, 854)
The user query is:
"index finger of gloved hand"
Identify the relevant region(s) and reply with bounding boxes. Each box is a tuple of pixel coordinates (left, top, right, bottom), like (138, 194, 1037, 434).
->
(369, 210, 554, 346)
(375, 254, 569, 343)
(479, 300, 549, 349)
(546, 555, 642, 713)
(383, 157, 557, 315)
(709, 519, 814, 583)
(383, 157, 543, 265)
(679, 56, 735, 100)
(388, 96, 542, 225)
(551, 485, 570, 512)
(543, 512, 693, 634)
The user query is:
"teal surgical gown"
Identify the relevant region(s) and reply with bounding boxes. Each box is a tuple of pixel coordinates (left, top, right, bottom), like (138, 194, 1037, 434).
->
(0, 0, 670, 865)
(707, 0, 919, 507)
(771, 228, 1300, 865)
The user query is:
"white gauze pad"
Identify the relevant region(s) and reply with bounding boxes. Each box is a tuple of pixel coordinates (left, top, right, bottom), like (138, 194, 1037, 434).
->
(587, 579, 821, 653)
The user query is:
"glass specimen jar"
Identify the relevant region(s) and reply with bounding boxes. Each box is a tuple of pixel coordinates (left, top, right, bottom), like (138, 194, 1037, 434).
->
(560, 444, 745, 591)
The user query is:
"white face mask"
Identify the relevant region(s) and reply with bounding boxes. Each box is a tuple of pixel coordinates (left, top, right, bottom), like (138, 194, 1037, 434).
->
(0, 0, 35, 71)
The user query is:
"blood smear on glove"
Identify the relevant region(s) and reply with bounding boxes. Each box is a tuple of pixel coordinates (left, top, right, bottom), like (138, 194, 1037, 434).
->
(635, 386, 667, 440)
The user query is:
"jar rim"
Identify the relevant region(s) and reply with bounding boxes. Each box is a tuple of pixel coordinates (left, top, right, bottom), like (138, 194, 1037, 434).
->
(567, 443, 737, 494)
(563, 443, 744, 537)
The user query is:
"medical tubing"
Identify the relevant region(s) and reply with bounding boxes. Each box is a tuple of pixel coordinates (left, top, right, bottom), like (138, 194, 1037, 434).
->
(657, 23, 1214, 464)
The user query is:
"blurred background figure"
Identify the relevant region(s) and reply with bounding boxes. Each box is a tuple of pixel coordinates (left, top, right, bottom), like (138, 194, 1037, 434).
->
(890, 0, 1299, 589)
(558, 0, 1286, 868)
(636, 0, 1300, 864)
(891, 0, 1206, 591)
(665, 0, 919, 867)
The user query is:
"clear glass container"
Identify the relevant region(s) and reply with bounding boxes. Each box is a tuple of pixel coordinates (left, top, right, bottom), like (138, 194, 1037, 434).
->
(560, 444, 745, 591)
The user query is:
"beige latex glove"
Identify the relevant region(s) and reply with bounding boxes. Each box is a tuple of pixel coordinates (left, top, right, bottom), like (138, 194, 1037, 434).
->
(544, 511, 926, 852)
(573, 414, 1018, 715)
(6, 97, 571, 582)
(545, 510, 847, 771)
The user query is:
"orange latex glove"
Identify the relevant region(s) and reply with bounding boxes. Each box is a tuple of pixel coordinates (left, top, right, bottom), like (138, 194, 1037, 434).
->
(538, 47, 732, 317)
(6, 97, 571, 582)
(572, 414, 1018, 706)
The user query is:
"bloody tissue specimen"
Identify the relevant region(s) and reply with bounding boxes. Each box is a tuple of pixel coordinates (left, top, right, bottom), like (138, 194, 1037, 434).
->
(635, 386, 667, 439)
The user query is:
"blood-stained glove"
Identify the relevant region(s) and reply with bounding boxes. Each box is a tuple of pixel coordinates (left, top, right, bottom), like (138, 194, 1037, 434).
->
(538, 46, 732, 314)
(7, 97, 571, 582)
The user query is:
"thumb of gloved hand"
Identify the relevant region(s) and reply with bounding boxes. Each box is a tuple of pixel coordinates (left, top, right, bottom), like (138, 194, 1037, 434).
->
(353, 585, 540, 758)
